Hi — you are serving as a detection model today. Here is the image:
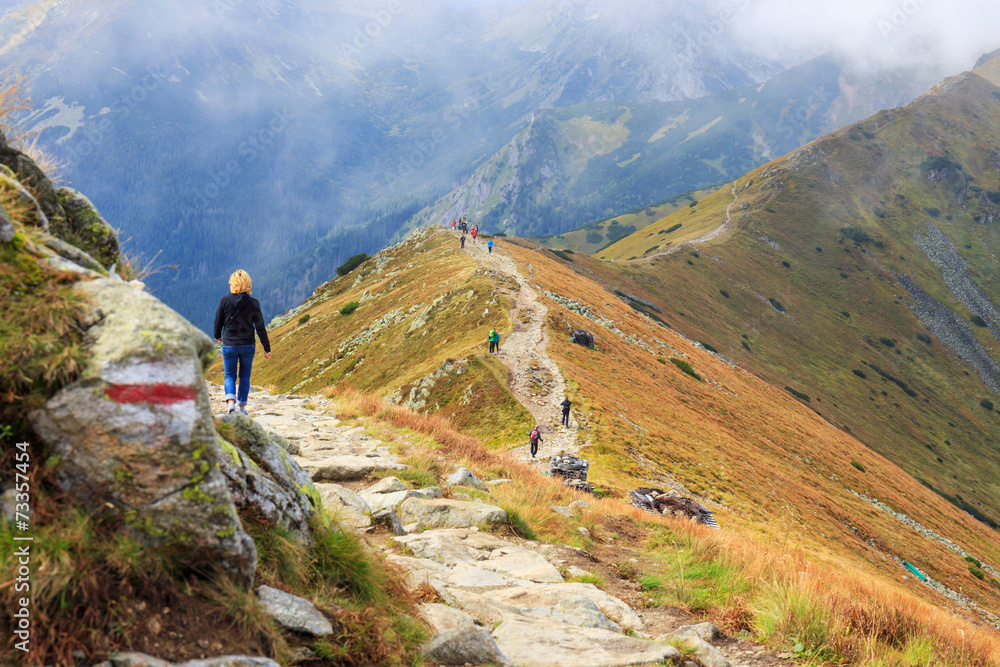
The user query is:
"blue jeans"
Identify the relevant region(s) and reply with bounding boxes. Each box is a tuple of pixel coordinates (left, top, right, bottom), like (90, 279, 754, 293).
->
(222, 344, 255, 406)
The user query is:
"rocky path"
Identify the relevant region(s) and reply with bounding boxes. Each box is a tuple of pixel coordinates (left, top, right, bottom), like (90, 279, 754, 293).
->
(205, 383, 773, 667)
(460, 235, 580, 465)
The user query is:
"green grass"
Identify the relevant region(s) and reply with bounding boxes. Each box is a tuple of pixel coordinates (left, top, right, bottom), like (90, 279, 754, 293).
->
(669, 357, 701, 380)
(340, 301, 360, 315)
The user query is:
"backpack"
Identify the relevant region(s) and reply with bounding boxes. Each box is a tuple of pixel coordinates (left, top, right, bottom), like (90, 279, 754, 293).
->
(529, 428, 539, 442)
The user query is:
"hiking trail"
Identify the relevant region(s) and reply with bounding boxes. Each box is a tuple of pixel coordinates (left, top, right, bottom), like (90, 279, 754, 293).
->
(627, 181, 740, 262)
(460, 234, 580, 466)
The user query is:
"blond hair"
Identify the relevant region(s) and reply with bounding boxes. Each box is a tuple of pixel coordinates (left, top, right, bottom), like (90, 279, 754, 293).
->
(229, 270, 252, 294)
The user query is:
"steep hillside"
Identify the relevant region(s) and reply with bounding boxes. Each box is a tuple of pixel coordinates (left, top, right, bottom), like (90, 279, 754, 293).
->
(597, 68, 1000, 540)
(237, 226, 1000, 632)
(408, 54, 948, 237)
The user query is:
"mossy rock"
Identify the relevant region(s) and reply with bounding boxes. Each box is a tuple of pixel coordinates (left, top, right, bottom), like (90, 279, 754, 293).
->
(0, 173, 47, 228)
(0, 143, 66, 234)
(56, 187, 120, 269)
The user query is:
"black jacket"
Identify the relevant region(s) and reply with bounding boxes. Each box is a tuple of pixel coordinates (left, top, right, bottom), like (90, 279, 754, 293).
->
(561, 399, 571, 412)
(213, 293, 271, 352)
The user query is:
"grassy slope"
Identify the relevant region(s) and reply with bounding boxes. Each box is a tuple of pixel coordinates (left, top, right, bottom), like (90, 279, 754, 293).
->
(208, 229, 532, 448)
(588, 72, 1000, 556)
(501, 239, 1000, 617)
(532, 186, 718, 255)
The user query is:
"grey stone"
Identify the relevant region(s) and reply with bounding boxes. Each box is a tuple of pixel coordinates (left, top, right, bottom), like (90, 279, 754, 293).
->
(487, 478, 513, 486)
(364, 476, 411, 494)
(657, 627, 729, 667)
(453, 492, 471, 500)
(0, 142, 63, 231)
(28, 278, 255, 580)
(394, 528, 510, 566)
(316, 483, 371, 533)
(364, 489, 419, 513)
(536, 595, 622, 632)
(551, 505, 574, 518)
(569, 500, 592, 512)
(258, 585, 335, 637)
(40, 234, 106, 273)
(446, 466, 489, 492)
(413, 486, 444, 499)
(297, 454, 408, 481)
(576, 526, 591, 538)
(422, 626, 509, 666)
(217, 415, 318, 539)
(399, 497, 507, 529)
(373, 508, 407, 535)
(419, 602, 478, 634)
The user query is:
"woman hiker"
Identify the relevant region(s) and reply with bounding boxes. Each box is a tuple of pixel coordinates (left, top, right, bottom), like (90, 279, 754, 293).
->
(488, 328, 500, 354)
(214, 269, 271, 415)
(487, 238, 494, 254)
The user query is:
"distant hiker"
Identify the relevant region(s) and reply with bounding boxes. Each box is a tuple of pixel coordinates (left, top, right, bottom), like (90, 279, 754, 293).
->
(451, 219, 456, 231)
(561, 397, 571, 426)
(487, 238, 494, 254)
(460, 234, 466, 248)
(214, 269, 271, 415)
(488, 328, 500, 354)
(529, 425, 543, 458)
(471, 226, 478, 242)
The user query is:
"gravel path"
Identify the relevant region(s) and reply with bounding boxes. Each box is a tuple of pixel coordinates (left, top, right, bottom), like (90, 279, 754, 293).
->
(461, 234, 579, 466)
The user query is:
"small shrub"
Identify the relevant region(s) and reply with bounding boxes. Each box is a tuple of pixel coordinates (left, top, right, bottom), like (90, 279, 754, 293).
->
(815, 247, 822, 252)
(924, 207, 940, 218)
(781, 261, 790, 268)
(698, 341, 718, 354)
(688, 200, 698, 208)
(586, 231, 604, 245)
(720, 290, 730, 298)
(841, 311, 850, 318)
(916, 332, 931, 344)
(879, 337, 896, 347)
(969, 564, 986, 580)
(768, 298, 786, 313)
(298, 313, 311, 324)
(670, 357, 701, 381)
(980, 398, 994, 411)
(965, 556, 982, 567)
(340, 301, 360, 316)
(336, 253, 369, 276)
(850, 460, 866, 473)
(970, 315, 987, 327)
(687, 259, 694, 265)
(741, 341, 751, 352)
(852, 370, 867, 379)
(842, 227, 873, 244)
(873, 207, 885, 218)
(551, 249, 575, 262)
(785, 386, 811, 402)
(665, 223, 683, 233)
(840, 272, 849, 278)
(567, 572, 607, 588)
(657, 358, 667, 364)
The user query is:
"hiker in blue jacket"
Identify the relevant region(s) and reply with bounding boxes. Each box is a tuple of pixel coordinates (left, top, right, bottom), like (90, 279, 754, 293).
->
(214, 269, 271, 415)
(487, 238, 494, 254)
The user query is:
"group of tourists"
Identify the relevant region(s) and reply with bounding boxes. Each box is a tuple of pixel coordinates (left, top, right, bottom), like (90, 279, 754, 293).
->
(451, 217, 493, 252)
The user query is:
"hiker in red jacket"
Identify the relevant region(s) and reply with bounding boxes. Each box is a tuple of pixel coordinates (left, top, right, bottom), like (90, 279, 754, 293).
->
(471, 226, 478, 243)
(529, 425, 543, 458)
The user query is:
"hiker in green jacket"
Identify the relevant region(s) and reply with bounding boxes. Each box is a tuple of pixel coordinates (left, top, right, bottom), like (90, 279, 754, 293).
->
(488, 328, 500, 354)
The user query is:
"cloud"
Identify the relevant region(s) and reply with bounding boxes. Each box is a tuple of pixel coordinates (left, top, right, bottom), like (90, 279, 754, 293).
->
(729, 0, 1000, 71)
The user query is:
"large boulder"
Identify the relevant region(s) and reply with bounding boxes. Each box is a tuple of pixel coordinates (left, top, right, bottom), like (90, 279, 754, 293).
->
(216, 415, 319, 539)
(56, 186, 120, 268)
(398, 497, 507, 529)
(0, 172, 48, 229)
(29, 278, 256, 579)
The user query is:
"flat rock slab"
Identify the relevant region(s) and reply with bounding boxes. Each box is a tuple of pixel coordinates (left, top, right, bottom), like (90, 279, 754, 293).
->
(296, 455, 407, 481)
(423, 625, 510, 666)
(447, 583, 644, 631)
(394, 529, 511, 565)
(485, 546, 564, 583)
(399, 497, 507, 529)
(258, 585, 334, 637)
(493, 616, 678, 667)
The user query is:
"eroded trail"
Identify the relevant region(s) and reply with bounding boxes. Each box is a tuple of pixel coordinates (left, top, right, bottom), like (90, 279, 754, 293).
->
(628, 181, 740, 262)
(461, 235, 579, 465)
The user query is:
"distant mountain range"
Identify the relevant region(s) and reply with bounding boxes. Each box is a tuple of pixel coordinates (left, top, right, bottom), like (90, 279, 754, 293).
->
(0, 0, 959, 328)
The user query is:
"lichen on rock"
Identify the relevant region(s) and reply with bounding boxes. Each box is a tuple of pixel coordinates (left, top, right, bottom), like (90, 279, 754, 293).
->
(56, 186, 120, 268)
